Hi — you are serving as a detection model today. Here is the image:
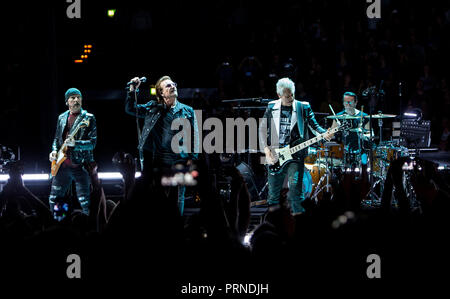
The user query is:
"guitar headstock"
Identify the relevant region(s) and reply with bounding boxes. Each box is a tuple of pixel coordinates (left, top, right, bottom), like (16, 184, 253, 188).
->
(338, 121, 351, 130)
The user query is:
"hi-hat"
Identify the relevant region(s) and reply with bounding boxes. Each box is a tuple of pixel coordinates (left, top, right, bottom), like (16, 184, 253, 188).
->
(326, 114, 361, 120)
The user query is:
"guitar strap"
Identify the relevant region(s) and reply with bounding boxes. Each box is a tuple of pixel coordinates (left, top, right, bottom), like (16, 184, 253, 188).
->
(296, 101, 305, 139)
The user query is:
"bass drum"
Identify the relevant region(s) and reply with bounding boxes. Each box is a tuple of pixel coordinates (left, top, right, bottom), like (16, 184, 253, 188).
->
(303, 163, 329, 200)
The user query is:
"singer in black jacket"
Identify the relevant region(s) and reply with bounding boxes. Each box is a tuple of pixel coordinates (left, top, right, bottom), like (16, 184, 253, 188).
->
(124, 76, 199, 215)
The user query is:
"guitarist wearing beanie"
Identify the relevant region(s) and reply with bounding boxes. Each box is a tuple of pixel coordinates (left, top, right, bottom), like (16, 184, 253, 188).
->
(48, 88, 97, 217)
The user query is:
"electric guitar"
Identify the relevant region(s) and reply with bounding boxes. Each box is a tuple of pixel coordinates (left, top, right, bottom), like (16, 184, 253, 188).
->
(51, 118, 90, 177)
(266, 123, 348, 175)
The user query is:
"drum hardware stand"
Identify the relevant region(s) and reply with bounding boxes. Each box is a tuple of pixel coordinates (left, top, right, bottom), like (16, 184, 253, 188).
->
(378, 112, 384, 143)
(323, 147, 332, 193)
(311, 176, 329, 202)
(328, 104, 345, 174)
(355, 105, 365, 179)
(364, 81, 384, 201)
(311, 148, 332, 202)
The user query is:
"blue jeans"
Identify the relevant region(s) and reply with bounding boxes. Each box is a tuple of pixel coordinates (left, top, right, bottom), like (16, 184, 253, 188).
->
(49, 165, 91, 216)
(267, 161, 305, 214)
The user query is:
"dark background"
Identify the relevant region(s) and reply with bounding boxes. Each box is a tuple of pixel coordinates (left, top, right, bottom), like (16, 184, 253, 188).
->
(3, 0, 450, 172)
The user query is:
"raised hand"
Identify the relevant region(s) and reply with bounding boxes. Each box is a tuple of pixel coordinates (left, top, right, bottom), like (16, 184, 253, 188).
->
(129, 77, 142, 92)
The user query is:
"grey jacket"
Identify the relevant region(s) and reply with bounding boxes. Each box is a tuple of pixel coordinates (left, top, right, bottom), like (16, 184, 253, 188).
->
(259, 99, 326, 150)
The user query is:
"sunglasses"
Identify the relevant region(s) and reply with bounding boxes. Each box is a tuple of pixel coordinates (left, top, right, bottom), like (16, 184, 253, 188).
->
(164, 82, 177, 89)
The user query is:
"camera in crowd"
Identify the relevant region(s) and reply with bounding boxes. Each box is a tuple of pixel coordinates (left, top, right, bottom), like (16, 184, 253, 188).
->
(161, 162, 198, 187)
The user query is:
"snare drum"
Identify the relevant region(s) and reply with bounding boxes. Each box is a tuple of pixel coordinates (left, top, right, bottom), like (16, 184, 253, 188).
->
(317, 143, 344, 167)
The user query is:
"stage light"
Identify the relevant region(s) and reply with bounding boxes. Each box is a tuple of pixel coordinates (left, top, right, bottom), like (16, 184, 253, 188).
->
(0, 174, 50, 182)
(23, 174, 50, 181)
(74, 59, 83, 63)
(403, 108, 422, 121)
(150, 87, 156, 96)
(107, 9, 116, 18)
(97, 172, 142, 180)
(404, 112, 417, 117)
(0, 172, 142, 183)
(98, 172, 123, 179)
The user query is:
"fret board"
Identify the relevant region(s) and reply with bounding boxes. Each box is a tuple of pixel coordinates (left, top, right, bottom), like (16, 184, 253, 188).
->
(289, 126, 340, 154)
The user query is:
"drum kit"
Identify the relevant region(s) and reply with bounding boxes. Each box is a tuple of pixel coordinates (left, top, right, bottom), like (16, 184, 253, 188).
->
(302, 112, 409, 202)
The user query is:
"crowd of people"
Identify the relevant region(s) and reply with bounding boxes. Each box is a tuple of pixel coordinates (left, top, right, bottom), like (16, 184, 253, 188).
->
(1, 150, 449, 292)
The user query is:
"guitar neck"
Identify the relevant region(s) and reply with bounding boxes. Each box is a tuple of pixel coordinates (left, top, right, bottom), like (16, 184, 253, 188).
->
(289, 126, 340, 155)
(69, 125, 82, 139)
(62, 118, 87, 148)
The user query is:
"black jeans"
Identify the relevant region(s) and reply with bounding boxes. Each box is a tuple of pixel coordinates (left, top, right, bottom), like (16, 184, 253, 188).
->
(48, 164, 90, 215)
(142, 151, 186, 216)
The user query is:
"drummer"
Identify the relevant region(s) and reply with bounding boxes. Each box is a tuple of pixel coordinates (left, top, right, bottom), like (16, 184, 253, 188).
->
(331, 91, 371, 153)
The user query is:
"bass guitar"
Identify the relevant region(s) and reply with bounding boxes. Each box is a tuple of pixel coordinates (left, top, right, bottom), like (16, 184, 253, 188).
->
(267, 123, 348, 175)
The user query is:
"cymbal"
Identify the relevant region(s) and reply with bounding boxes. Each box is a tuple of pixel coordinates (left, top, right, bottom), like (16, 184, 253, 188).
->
(326, 114, 361, 120)
(364, 113, 397, 119)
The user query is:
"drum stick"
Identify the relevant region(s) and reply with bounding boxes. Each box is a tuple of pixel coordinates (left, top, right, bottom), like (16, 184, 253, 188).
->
(328, 104, 341, 125)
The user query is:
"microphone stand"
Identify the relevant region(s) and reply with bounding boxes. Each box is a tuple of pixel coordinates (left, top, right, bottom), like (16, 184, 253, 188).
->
(127, 83, 144, 172)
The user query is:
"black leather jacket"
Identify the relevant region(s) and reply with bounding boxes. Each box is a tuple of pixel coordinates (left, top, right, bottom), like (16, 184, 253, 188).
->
(125, 91, 199, 160)
(52, 109, 97, 164)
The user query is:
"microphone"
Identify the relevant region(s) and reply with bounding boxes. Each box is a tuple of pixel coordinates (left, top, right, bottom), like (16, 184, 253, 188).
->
(127, 77, 147, 86)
